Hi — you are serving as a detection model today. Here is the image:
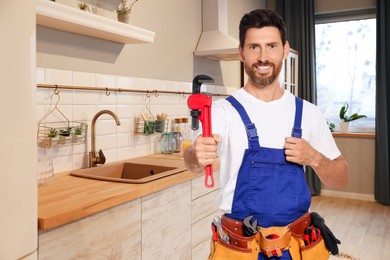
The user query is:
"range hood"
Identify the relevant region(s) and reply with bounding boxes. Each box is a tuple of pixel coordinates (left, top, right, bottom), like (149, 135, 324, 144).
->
(194, 0, 240, 61)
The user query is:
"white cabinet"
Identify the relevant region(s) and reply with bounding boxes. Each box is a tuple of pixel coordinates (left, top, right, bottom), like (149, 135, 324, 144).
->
(38, 199, 142, 259)
(141, 182, 192, 260)
(191, 171, 221, 260)
(35, 0, 155, 44)
(280, 49, 299, 96)
(38, 174, 221, 260)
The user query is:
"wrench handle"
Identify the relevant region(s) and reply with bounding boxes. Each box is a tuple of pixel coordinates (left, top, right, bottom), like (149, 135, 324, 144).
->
(204, 165, 214, 188)
(202, 105, 214, 188)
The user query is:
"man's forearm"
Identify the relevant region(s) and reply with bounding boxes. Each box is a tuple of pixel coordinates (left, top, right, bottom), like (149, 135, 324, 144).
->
(310, 153, 349, 189)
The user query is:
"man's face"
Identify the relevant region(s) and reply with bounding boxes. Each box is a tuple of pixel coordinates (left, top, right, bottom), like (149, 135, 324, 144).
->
(240, 27, 289, 88)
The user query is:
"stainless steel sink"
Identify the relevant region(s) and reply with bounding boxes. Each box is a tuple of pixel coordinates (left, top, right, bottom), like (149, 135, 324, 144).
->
(70, 161, 186, 184)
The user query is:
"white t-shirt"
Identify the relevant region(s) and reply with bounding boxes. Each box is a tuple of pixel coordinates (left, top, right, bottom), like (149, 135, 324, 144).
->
(212, 88, 341, 213)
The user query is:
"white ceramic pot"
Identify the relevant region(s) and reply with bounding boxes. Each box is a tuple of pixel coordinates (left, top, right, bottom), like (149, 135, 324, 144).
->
(340, 121, 349, 133)
(117, 14, 130, 24)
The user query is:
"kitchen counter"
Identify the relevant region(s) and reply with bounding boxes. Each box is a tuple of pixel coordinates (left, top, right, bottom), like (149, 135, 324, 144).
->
(38, 153, 215, 231)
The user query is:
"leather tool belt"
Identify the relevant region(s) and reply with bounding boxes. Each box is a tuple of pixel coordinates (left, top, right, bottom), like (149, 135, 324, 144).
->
(208, 212, 330, 260)
(221, 212, 310, 257)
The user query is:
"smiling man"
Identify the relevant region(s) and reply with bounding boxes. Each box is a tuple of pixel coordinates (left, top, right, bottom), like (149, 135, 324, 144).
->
(184, 9, 348, 259)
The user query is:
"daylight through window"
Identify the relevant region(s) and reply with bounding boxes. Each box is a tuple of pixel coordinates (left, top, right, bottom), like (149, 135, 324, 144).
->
(315, 18, 376, 132)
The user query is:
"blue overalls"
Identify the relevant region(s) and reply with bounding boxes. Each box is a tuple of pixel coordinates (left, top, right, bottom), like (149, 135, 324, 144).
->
(225, 96, 312, 260)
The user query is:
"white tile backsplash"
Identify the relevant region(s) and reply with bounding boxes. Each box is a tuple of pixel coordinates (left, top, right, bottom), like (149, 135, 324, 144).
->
(36, 68, 45, 84)
(45, 68, 72, 85)
(133, 77, 149, 90)
(95, 73, 116, 88)
(73, 71, 96, 87)
(116, 76, 133, 90)
(36, 68, 228, 174)
(73, 90, 101, 105)
(149, 79, 163, 91)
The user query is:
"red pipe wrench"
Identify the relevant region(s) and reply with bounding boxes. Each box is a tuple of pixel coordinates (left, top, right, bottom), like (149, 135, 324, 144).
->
(187, 75, 215, 188)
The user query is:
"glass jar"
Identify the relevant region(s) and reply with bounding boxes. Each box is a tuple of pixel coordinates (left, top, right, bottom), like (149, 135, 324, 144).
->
(37, 158, 54, 186)
(181, 117, 193, 151)
(172, 132, 182, 153)
(160, 132, 176, 154)
(171, 118, 182, 132)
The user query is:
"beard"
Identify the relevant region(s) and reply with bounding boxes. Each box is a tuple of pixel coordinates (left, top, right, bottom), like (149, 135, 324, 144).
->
(245, 58, 284, 87)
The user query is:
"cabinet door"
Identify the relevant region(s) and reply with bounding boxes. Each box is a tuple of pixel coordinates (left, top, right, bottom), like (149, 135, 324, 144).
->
(191, 172, 221, 260)
(141, 181, 192, 260)
(38, 199, 142, 259)
(280, 49, 299, 96)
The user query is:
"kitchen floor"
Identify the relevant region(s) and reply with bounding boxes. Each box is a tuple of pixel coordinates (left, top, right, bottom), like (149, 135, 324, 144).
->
(310, 196, 390, 260)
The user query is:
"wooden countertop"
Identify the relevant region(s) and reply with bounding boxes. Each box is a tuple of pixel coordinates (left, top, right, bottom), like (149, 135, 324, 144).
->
(38, 154, 207, 231)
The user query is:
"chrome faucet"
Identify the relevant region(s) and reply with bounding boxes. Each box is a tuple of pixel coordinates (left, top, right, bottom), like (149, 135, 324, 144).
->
(89, 110, 120, 167)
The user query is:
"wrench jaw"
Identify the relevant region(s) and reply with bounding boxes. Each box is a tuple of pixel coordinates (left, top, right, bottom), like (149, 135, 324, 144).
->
(189, 74, 214, 131)
(190, 109, 201, 130)
(243, 215, 258, 236)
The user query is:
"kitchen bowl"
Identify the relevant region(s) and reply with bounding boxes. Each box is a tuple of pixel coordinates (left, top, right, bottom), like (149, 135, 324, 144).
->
(70, 160, 186, 184)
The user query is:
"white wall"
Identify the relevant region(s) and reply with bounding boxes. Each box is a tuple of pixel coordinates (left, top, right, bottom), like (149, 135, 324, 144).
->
(322, 136, 375, 201)
(37, 0, 265, 87)
(35, 0, 266, 173)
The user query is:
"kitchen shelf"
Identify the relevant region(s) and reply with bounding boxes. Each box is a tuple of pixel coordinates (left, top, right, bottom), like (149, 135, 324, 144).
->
(37, 121, 88, 148)
(35, 0, 155, 44)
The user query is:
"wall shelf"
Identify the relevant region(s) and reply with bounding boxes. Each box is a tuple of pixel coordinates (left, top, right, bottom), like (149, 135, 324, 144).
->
(35, 0, 155, 44)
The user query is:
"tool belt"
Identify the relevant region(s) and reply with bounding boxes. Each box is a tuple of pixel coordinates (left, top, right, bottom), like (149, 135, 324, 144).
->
(208, 212, 330, 260)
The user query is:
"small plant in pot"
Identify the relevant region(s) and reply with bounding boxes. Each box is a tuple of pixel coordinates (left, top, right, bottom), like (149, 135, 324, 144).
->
(327, 121, 335, 132)
(72, 126, 83, 143)
(116, 0, 139, 23)
(47, 128, 58, 146)
(339, 102, 367, 132)
(78, 2, 89, 11)
(47, 128, 58, 138)
(59, 127, 72, 144)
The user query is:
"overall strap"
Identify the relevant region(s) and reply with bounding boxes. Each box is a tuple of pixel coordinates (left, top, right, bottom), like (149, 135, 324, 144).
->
(226, 96, 260, 149)
(292, 97, 303, 138)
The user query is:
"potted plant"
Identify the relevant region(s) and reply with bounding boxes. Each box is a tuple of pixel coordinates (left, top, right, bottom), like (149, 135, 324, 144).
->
(72, 126, 83, 143)
(116, 0, 139, 24)
(47, 128, 58, 146)
(339, 102, 367, 132)
(78, 2, 89, 11)
(327, 121, 335, 132)
(59, 127, 72, 144)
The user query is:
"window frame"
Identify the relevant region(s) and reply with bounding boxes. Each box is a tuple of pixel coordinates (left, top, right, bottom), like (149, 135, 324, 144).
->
(314, 8, 376, 133)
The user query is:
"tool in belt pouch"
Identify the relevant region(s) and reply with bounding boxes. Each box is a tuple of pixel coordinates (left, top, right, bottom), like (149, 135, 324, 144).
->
(208, 216, 260, 260)
(209, 212, 334, 260)
(208, 215, 292, 260)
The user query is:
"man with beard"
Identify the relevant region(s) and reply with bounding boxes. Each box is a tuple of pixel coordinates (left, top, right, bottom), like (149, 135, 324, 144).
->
(184, 9, 348, 259)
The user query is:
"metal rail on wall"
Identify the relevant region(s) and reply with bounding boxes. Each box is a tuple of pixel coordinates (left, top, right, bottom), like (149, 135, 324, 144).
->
(36, 84, 229, 97)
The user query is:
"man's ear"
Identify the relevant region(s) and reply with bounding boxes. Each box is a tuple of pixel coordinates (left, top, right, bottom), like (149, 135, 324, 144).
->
(283, 41, 291, 59)
(239, 45, 245, 63)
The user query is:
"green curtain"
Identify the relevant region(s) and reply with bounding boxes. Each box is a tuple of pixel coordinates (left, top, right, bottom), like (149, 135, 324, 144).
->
(375, 0, 390, 205)
(276, 0, 321, 195)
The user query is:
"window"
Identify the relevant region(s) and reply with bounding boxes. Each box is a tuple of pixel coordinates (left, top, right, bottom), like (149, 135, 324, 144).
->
(315, 18, 376, 132)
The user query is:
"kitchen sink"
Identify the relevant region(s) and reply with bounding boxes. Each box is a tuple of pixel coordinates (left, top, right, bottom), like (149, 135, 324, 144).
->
(70, 161, 187, 184)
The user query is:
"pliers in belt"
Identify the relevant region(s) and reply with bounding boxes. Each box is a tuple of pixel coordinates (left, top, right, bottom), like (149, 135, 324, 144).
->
(243, 215, 258, 236)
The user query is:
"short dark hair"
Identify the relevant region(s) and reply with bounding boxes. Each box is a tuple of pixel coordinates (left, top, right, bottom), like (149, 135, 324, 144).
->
(239, 9, 287, 47)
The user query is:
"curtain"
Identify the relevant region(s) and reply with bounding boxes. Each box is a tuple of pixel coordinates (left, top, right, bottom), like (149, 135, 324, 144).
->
(276, 0, 321, 195)
(375, 0, 390, 205)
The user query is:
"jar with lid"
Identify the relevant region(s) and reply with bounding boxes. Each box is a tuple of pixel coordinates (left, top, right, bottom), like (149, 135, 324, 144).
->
(172, 132, 182, 153)
(171, 118, 182, 132)
(159, 132, 176, 154)
(181, 117, 193, 151)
